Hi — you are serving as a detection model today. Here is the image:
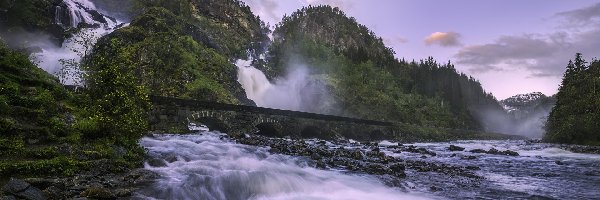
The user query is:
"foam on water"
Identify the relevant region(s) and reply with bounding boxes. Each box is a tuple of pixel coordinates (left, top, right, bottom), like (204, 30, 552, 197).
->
(137, 133, 433, 200)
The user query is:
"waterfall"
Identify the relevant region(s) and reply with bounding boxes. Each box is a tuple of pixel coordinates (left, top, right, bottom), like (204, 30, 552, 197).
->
(236, 59, 334, 114)
(54, 6, 63, 26)
(35, 0, 123, 84)
(62, 0, 99, 28)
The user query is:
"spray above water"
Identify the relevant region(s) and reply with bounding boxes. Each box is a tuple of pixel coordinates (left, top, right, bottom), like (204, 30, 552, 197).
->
(236, 59, 334, 114)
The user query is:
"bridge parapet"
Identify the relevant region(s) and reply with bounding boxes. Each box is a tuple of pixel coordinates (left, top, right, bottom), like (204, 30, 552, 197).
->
(149, 96, 396, 140)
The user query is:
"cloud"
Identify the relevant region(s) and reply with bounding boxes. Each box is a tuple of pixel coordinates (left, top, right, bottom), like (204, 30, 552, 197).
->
(454, 3, 600, 77)
(305, 0, 354, 11)
(383, 36, 408, 46)
(555, 2, 600, 25)
(455, 28, 600, 76)
(241, 0, 280, 23)
(424, 31, 462, 47)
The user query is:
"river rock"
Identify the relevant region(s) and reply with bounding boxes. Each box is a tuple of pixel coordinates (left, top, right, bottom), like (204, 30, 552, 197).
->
(2, 179, 46, 200)
(146, 158, 168, 167)
(389, 163, 406, 177)
(80, 187, 114, 199)
(469, 148, 519, 156)
(469, 149, 487, 154)
(2, 179, 29, 194)
(124, 169, 160, 185)
(448, 145, 465, 151)
(350, 150, 363, 160)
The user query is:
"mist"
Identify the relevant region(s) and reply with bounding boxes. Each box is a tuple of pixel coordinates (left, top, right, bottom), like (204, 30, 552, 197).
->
(474, 106, 552, 139)
(0, 27, 72, 74)
(236, 59, 334, 114)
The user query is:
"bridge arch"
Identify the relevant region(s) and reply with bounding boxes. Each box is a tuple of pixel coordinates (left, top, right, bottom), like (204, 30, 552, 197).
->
(192, 117, 230, 133)
(255, 122, 283, 137)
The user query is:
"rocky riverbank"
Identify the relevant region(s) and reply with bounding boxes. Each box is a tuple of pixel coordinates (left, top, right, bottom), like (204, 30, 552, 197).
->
(1, 168, 158, 199)
(233, 134, 485, 188)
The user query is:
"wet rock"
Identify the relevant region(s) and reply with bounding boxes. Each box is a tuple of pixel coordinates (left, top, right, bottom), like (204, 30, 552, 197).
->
(350, 150, 363, 160)
(469, 148, 519, 156)
(2, 179, 30, 194)
(502, 150, 519, 156)
(124, 169, 160, 185)
(555, 160, 564, 165)
(430, 186, 443, 191)
(584, 171, 599, 176)
(365, 164, 391, 175)
(164, 154, 179, 163)
(2, 179, 46, 200)
(532, 173, 559, 177)
(114, 188, 132, 197)
(2, 179, 47, 200)
(1, 195, 17, 200)
(461, 155, 477, 160)
(146, 158, 168, 167)
(315, 160, 327, 169)
(80, 187, 114, 199)
(389, 163, 406, 178)
(448, 145, 465, 151)
(23, 178, 61, 190)
(528, 194, 558, 200)
(366, 150, 386, 160)
(469, 149, 487, 154)
(310, 152, 322, 160)
(42, 186, 62, 199)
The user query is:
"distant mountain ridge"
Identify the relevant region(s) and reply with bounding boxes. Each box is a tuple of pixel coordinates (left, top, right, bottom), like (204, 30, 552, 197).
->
(500, 92, 555, 119)
(499, 92, 556, 138)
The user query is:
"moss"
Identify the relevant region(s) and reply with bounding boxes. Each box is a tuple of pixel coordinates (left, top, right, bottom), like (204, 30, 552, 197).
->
(0, 157, 88, 177)
(0, 41, 145, 178)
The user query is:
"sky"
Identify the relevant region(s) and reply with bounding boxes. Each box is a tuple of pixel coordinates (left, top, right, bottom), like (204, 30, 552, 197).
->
(240, 0, 600, 99)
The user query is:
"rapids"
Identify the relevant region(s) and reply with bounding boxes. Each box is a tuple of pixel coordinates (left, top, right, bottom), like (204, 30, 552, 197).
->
(136, 133, 432, 200)
(136, 132, 600, 200)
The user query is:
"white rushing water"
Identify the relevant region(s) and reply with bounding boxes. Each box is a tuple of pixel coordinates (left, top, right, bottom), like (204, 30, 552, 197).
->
(34, 0, 122, 84)
(235, 59, 333, 113)
(137, 133, 433, 200)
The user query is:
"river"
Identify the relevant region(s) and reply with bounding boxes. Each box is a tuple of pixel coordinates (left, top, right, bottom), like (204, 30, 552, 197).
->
(135, 132, 600, 200)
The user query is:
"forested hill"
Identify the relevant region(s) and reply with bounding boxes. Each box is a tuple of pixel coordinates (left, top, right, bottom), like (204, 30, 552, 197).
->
(545, 53, 600, 145)
(264, 5, 507, 131)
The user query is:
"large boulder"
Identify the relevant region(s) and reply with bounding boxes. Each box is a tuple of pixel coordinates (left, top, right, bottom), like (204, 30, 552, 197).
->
(2, 179, 47, 200)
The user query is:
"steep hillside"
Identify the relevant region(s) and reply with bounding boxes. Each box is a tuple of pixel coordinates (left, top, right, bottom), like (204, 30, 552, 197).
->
(265, 5, 506, 131)
(0, 41, 143, 177)
(86, 0, 270, 105)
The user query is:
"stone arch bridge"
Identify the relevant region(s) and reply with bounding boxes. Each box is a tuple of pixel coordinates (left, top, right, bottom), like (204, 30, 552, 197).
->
(149, 96, 400, 140)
